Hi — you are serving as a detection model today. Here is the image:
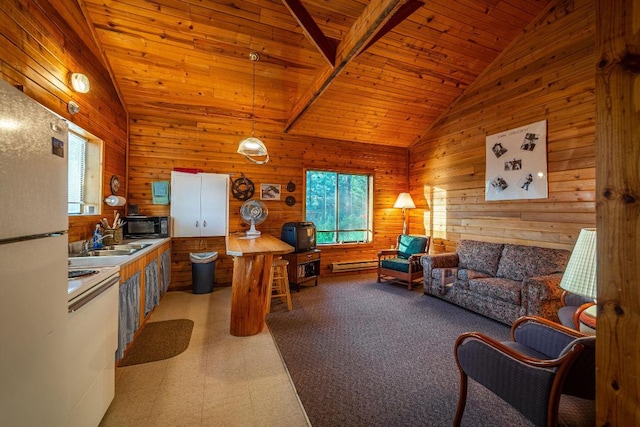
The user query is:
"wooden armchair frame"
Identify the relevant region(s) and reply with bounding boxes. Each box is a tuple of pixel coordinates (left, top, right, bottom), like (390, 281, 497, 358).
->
(377, 234, 430, 291)
(454, 316, 595, 427)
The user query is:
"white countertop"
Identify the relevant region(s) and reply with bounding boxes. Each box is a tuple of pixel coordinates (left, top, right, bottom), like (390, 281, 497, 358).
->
(68, 266, 120, 301)
(68, 238, 171, 268)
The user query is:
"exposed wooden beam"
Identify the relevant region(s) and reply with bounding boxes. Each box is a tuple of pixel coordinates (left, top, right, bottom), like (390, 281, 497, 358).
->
(284, 0, 403, 132)
(360, 0, 424, 54)
(281, 0, 337, 65)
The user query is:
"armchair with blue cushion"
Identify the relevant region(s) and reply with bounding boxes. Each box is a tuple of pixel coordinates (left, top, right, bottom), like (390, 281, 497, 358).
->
(454, 316, 595, 427)
(377, 234, 430, 290)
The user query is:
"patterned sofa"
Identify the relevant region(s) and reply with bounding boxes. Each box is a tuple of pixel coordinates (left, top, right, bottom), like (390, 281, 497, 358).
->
(420, 240, 570, 325)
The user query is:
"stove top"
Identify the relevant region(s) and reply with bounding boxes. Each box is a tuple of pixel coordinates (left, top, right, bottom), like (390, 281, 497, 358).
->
(68, 266, 120, 302)
(68, 269, 99, 279)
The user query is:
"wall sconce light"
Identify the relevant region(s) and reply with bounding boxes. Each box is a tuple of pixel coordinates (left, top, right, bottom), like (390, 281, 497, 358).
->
(67, 100, 80, 115)
(394, 192, 416, 235)
(70, 73, 90, 93)
(237, 52, 269, 165)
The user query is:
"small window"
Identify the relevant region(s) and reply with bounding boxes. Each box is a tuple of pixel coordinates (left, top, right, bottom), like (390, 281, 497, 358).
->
(67, 124, 103, 215)
(305, 170, 373, 244)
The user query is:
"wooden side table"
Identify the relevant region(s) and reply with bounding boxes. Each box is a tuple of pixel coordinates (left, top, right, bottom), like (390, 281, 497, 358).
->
(579, 304, 597, 335)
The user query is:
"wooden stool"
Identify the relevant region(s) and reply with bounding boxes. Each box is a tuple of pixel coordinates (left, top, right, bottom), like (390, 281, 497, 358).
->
(267, 259, 292, 312)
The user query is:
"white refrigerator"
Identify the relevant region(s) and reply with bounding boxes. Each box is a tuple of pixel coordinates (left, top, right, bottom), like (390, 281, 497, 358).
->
(0, 78, 70, 426)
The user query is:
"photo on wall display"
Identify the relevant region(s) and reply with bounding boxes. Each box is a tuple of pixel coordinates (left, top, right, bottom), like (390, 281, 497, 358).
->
(260, 184, 281, 200)
(485, 120, 548, 201)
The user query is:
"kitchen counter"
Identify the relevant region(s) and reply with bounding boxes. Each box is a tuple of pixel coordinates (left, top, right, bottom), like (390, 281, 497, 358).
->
(69, 238, 173, 362)
(68, 238, 171, 268)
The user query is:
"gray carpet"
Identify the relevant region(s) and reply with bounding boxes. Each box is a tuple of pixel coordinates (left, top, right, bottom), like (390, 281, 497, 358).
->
(266, 274, 534, 427)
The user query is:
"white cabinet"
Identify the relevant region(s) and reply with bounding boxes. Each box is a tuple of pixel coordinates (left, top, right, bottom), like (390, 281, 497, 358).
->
(171, 171, 229, 237)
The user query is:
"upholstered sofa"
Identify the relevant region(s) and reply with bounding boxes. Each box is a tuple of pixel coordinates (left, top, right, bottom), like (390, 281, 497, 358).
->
(420, 240, 571, 325)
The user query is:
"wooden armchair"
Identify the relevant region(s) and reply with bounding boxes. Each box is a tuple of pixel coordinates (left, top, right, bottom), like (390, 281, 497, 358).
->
(454, 316, 595, 427)
(377, 234, 430, 290)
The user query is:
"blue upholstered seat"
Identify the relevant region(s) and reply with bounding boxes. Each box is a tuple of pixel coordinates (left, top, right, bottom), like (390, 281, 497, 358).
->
(454, 316, 595, 427)
(377, 234, 430, 290)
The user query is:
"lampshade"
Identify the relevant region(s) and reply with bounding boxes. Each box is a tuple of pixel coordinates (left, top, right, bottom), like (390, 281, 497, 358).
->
(237, 137, 270, 164)
(560, 228, 597, 299)
(70, 73, 90, 93)
(394, 192, 416, 209)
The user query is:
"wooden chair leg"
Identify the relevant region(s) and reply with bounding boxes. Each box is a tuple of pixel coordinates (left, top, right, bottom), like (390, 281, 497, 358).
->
(453, 372, 468, 427)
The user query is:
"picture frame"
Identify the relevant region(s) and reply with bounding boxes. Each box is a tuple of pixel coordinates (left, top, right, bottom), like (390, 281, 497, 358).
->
(260, 183, 281, 200)
(485, 120, 548, 201)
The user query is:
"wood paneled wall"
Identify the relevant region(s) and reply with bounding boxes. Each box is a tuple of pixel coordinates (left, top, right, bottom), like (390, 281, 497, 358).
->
(0, 0, 127, 243)
(127, 113, 409, 289)
(409, 0, 596, 252)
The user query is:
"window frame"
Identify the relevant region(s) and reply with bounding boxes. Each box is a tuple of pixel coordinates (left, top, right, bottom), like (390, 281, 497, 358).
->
(67, 123, 104, 216)
(303, 168, 374, 246)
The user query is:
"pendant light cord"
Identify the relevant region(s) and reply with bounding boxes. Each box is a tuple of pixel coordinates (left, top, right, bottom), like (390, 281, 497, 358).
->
(249, 52, 259, 137)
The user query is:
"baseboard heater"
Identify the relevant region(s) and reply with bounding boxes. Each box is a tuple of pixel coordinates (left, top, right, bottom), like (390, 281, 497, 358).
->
(331, 260, 378, 273)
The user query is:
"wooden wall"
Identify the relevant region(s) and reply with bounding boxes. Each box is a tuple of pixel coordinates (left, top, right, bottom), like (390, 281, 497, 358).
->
(409, 0, 596, 252)
(0, 0, 128, 243)
(127, 114, 409, 289)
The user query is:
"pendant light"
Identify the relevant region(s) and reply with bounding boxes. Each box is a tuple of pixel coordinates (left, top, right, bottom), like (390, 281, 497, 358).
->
(237, 52, 269, 164)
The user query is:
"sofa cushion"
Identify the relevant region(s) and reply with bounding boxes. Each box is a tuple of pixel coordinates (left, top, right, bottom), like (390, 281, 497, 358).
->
(381, 257, 417, 273)
(496, 244, 570, 282)
(467, 277, 522, 305)
(457, 240, 504, 276)
(398, 235, 428, 259)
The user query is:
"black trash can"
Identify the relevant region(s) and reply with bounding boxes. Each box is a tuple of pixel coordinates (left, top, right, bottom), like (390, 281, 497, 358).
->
(190, 251, 218, 294)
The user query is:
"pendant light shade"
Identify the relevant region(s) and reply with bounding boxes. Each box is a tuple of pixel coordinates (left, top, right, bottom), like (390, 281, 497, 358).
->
(238, 52, 269, 164)
(237, 136, 269, 164)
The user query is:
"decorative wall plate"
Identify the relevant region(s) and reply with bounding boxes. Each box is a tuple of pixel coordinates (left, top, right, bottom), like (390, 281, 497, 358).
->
(285, 195, 296, 206)
(110, 175, 121, 194)
(286, 180, 296, 192)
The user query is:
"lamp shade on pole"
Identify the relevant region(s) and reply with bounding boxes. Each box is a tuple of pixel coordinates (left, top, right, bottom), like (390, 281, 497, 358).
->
(393, 192, 416, 209)
(394, 193, 416, 234)
(559, 228, 597, 299)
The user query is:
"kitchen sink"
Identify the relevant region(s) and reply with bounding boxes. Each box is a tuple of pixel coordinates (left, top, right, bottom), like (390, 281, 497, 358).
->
(77, 249, 137, 257)
(70, 243, 152, 258)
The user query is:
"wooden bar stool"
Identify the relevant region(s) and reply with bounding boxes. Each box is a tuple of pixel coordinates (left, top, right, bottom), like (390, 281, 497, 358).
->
(267, 259, 292, 312)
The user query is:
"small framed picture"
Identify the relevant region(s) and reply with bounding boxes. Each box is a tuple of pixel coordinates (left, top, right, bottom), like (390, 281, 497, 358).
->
(260, 183, 281, 200)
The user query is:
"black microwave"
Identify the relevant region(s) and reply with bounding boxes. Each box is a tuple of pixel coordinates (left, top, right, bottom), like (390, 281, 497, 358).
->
(123, 216, 170, 238)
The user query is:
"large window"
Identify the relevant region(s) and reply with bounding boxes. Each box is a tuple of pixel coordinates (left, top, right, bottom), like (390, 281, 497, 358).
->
(305, 170, 373, 244)
(67, 124, 103, 215)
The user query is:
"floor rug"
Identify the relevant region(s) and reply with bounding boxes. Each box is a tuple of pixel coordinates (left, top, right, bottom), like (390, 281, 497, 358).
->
(266, 274, 534, 427)
(118, 319, 194, 366)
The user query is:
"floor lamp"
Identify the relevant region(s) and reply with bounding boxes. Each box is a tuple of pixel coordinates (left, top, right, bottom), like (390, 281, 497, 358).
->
(394, 192, 416, 235)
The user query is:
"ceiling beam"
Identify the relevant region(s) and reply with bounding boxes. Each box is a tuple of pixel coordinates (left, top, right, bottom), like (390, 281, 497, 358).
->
(284, 0, 403, 133)
(281, 0, 337, 65)
(360, 0, 424, 54)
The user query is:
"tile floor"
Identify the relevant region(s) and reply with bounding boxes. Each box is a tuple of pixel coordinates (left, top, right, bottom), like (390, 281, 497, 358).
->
(99, 287, 310, 427)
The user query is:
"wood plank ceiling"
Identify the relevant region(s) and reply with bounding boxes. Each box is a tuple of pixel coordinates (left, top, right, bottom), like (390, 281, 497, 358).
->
(77, 0, 551, 147)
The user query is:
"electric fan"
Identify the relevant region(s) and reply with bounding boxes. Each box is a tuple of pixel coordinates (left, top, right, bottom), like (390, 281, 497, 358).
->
(240, 199, 268, 238)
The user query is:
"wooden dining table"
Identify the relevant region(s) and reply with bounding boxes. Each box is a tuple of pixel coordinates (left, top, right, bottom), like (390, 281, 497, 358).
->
(226, 233, 294, 336)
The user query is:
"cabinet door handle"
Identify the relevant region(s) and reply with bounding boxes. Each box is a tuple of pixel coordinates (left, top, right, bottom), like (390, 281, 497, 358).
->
(195, 220, 199, 228)
(203, 220, 207, 228)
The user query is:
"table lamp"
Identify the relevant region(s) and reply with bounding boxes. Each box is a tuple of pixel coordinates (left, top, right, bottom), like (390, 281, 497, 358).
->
(394, 192, 416, 235)
(560, 227, 597, 301)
